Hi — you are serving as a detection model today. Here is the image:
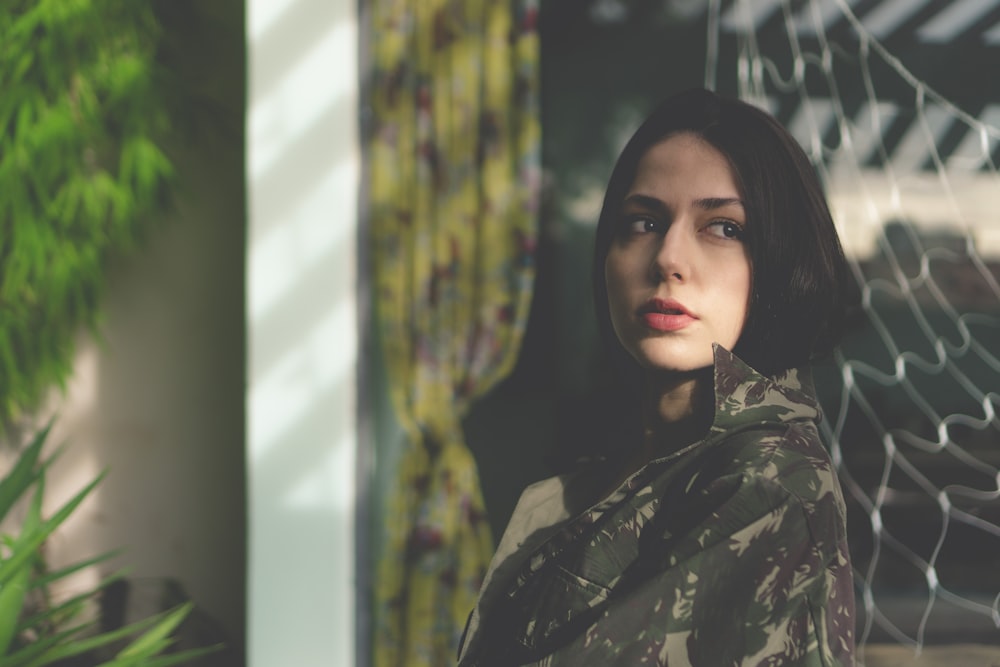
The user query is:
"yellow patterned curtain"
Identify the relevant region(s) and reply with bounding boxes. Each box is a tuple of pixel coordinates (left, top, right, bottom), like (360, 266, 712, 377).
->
(367, 1, 540, 665)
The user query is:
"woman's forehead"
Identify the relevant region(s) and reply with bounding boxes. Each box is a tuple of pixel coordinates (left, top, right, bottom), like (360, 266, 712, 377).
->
(628, 134, 742, 202)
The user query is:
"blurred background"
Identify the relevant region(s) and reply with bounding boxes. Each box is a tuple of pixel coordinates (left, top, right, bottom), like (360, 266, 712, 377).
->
(3, 1, 999, 666)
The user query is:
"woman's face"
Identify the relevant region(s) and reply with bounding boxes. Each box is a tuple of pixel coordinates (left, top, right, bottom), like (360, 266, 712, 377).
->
(604, 132, 752, 374)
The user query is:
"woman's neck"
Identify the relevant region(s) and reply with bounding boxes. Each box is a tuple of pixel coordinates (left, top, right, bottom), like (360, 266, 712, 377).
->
(597, 367, 717, 503)
(639, 367, 715, 458)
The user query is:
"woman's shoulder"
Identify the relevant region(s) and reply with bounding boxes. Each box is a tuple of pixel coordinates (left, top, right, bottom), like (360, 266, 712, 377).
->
(697, 422, 848, 551)
(699, 417, 840, 512)
(727, 420, 839, 500)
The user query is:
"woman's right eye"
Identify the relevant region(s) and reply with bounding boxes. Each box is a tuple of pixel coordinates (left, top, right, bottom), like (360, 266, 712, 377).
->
(624, 216, 661, 234)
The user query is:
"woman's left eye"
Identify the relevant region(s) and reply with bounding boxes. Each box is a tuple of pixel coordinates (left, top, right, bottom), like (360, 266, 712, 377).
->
(705, 220, 745, 240)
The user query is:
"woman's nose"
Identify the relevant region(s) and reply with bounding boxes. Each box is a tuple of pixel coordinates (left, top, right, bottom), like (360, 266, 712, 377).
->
(652, 222, 691, 283)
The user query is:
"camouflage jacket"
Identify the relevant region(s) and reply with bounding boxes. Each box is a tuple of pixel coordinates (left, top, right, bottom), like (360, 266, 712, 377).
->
(458, 346, 855, 666)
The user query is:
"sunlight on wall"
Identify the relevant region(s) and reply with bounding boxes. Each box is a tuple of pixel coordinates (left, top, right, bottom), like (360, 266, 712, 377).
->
(41, 339, 103, 607)
(247, 0, 358, 665)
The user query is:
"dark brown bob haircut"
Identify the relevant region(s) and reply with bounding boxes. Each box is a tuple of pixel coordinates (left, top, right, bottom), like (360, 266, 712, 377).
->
(593, 88, 851, 379)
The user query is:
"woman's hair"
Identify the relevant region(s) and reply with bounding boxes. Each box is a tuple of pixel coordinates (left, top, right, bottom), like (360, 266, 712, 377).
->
(593, 87, 852, 379)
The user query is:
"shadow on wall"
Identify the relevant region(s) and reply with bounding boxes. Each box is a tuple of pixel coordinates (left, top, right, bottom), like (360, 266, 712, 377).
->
(40, 0, 248, 659)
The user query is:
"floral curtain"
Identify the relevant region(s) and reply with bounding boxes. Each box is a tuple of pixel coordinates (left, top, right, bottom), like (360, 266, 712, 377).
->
(367, 1, 540, 665)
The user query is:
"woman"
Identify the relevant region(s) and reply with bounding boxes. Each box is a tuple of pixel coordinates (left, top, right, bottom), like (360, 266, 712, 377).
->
(458, 88, 856, 666)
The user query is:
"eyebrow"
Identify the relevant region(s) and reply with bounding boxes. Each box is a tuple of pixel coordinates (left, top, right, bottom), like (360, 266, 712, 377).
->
(623, 194, 744, 211)
(695, 197, 744, 210)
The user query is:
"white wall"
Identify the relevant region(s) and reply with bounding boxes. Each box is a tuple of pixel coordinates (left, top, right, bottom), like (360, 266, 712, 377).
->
(38, 0, 249, 648)
(246, 0, 359, 665)
(43, 105, 247, 654)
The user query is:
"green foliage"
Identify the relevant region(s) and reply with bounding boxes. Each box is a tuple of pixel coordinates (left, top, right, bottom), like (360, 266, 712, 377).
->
(0, 1, 177, 420)
(0, 423, 220, 665)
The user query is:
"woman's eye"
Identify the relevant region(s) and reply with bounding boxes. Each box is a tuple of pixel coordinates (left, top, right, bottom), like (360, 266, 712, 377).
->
(625, 217, 661, 234)
(706, 220, 745, 240)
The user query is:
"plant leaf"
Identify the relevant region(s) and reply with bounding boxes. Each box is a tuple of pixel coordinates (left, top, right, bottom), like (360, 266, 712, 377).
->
(20, 564, 130, 634)
(19, 610, 164, 667)
(0, 420, 50, 523)
(0, 471, 105, 588)
(30, 549, 124, 591)
(98, 643, 222, 667)
(2, 623, 90, 667)
(112, 603, 192, 659)
(0, 556, 31, 654)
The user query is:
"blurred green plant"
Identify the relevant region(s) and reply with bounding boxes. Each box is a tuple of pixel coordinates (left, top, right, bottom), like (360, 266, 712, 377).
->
(0, 423, 219, 665)
(0, 1, 176, 421)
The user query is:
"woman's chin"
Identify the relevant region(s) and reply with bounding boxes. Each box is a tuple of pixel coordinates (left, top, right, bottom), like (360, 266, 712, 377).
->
(631, 342, 714, 375)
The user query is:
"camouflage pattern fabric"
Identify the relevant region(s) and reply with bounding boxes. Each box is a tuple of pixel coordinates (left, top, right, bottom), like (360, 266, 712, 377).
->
(458, 345, 855, 666)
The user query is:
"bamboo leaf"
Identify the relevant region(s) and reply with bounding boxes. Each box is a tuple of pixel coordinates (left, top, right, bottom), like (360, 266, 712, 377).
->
(0, 558, 31, 654)
(113, 603, 193, 659)
(99, 643, 222, 667)
(15, 592, 87, 637)
(31, 551, 124, 591)
(20, 605, 189, 667)
(2, 624, 90, 667)
(0, 472, 105, 588)
(15, 50, 33, 78)
(0, 420, 49, 522)
(18, 565, 129, 634)
(0, 1, 177, 420)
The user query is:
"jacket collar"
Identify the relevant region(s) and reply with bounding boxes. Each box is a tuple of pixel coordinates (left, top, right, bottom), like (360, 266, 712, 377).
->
(709, 344, 820, 435)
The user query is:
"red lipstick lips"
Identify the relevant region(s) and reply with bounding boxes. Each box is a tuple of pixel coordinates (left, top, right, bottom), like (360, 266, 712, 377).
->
(639, 298, 696, 332)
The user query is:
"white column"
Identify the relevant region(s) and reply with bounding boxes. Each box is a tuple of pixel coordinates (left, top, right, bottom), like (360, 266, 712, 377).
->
(246, 0, 358, 665)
